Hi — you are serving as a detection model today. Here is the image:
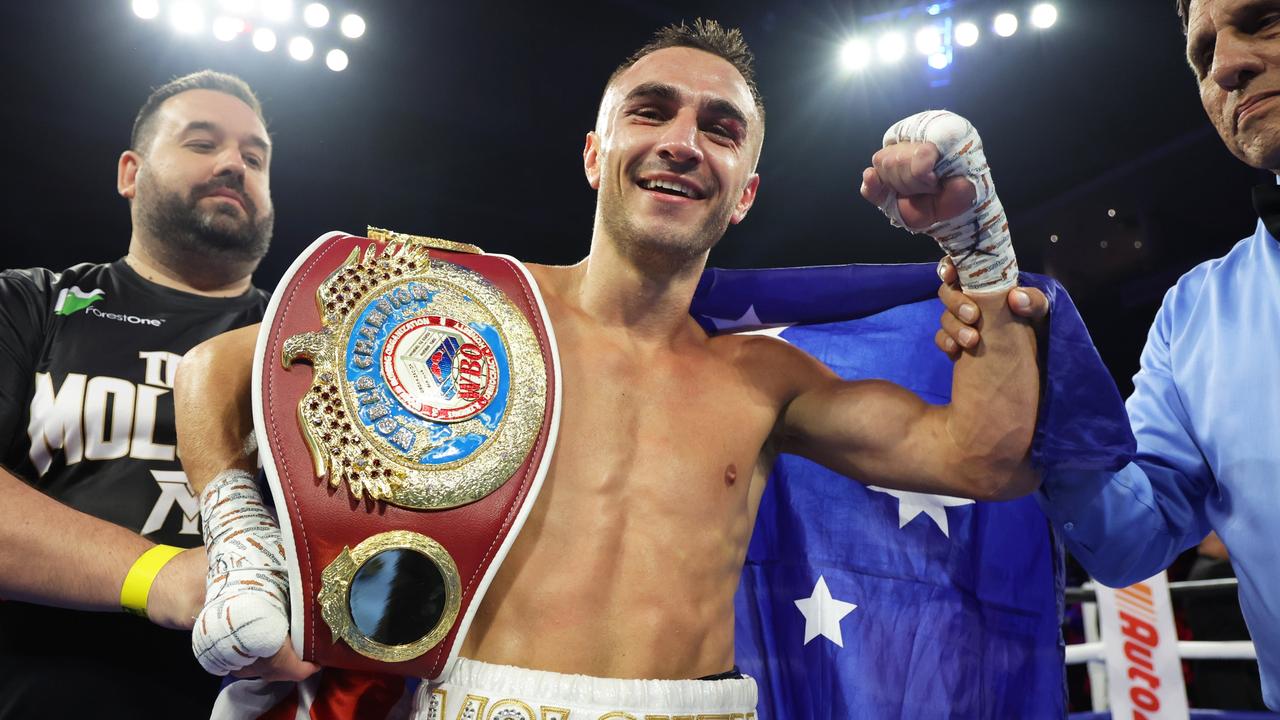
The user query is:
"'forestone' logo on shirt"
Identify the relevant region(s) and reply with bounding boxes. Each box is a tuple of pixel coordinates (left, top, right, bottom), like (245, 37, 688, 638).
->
(53, 286, 105, 316)
(83, 305, 166, 327)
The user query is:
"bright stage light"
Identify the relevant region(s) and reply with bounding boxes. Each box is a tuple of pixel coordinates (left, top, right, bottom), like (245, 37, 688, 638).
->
(876, 32, 907, 64)
(325, 48, 349, 72)
(262, 0, 292, 23)
(252, 27, 277, 51)
(954, 22, 980, 47)
(340, 13, 366, 39)
(928, 52, 951, 70)
(212, 16, 244, 42)
(1031, 3, 1059, 29)
(303, 3, 330, 28)
(288, 36, 314, 61)
(132, 0, 160, 20)
(839, 38, 872, 71)
(170, 1, 206, 34)
(221, 0, 255, 13)
(993, 12, 1019, 37)
(340, 13, 366, 38)
(915, 25, 943, 56)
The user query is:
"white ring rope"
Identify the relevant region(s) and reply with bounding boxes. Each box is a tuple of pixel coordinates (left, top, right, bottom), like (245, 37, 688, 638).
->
(1065, 640, 1257, 665)
(1065, 577, 1256, 666)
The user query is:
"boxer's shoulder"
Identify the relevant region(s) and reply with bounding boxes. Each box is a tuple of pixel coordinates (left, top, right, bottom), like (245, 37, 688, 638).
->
(707, 330, 835, 401)
(522, 262, 574, 304)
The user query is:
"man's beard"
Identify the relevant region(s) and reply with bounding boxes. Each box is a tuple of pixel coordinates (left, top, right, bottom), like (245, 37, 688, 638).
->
(136, 172, 274, 266)
(598, 170, 735, 274)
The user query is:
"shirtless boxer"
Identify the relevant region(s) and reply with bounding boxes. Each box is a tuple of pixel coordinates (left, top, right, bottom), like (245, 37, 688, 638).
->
(175, 20, 1039, 718)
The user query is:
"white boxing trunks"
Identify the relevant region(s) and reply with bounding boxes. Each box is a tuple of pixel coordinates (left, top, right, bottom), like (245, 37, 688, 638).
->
(413, 658, 758, 720)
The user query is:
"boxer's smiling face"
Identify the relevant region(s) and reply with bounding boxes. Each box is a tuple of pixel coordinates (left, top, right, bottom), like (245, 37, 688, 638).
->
(585, 46, 761, 265)
(1189, 0, 1280, 171)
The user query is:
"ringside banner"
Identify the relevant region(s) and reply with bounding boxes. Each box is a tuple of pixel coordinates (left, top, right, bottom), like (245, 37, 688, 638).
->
(1095, 572, 1189, 719)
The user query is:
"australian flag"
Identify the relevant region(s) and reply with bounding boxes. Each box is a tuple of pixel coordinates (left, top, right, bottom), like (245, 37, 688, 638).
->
(688, 263, 1134, 719)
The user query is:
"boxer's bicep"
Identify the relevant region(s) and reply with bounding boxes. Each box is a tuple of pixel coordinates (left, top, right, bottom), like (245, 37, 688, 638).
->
(779, 375, 977, 497)
(175, 324, 260, 493)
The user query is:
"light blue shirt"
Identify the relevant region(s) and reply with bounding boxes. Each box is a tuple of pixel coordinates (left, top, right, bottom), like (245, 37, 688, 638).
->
(1037, 218, 1280, 709)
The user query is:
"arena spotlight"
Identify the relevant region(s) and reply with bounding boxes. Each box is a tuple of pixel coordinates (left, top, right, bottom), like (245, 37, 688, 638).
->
(340, 13, 366, 39)
(325, 48, 349, 71)
(132, 0, 160, 20)
(221, 0, 255, 13)
(252, 27, 277, 52)
(954, 21, 980, 47)
(1030, 3, 1059, 29)
(303, 3, 329, 28)
(169, 0, 206, 34)
(915, 25, 944, 56)
(928, 52, 951, 70)
(839, 38, 873, 71)
(993, 12, 1019, 37)
(288, 35, 314, 61)
(877, 32, 908, 64)
(212, 16, 244, 41)
(261, 0, 292, 23)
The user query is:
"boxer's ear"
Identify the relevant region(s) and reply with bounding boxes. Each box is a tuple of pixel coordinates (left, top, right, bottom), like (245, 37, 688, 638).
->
(118, 150, 141, 200)
(730, 173, 760, 225)
(583, 131, 601, 190)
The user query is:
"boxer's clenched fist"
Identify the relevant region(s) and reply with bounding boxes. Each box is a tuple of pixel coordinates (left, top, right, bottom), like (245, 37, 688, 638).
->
(860, 110, 1017, 294)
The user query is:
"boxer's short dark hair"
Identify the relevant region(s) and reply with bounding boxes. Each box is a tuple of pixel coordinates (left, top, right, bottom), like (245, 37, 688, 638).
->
(607, 18, 765, 125)
(130, 70, 266, 153)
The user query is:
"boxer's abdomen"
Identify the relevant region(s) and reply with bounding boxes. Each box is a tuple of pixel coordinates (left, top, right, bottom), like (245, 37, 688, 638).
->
(459, 290, 778, 679)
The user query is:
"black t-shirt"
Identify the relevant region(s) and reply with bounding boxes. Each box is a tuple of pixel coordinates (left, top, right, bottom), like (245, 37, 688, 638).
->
(0, 258, 267, 719)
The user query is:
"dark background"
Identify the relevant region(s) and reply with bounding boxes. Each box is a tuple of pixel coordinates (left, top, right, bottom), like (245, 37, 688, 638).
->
(2, 1, 1266, 709)
(2, 0, 1268, 392)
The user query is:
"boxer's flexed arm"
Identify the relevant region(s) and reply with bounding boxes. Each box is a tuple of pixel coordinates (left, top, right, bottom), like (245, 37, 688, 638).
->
(774, 111, 1039, 501)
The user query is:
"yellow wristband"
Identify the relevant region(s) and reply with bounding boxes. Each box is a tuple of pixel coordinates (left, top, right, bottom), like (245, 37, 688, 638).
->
(120, 544, 185, 617)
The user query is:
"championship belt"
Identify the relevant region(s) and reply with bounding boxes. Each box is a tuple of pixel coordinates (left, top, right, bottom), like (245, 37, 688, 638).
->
(252, 228, 560, 680)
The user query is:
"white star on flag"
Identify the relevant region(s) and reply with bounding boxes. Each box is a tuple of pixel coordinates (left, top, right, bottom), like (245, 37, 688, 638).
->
(705, 305, 792, 340)
(794, 575, 858, 647)
(867, 486, 975, 538)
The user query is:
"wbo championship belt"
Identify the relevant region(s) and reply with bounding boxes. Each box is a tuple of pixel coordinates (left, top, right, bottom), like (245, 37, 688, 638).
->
(252, 228, 560, 680)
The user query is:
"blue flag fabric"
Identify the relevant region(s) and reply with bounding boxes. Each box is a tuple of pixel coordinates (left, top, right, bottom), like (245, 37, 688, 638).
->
(688, 263, 1132, 719)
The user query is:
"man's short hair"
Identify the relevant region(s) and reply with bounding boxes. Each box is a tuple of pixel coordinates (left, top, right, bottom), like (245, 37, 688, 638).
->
(606, 18, 765, 126)
(1176, 0, 1191, 34)
(130, 70, 265, 153)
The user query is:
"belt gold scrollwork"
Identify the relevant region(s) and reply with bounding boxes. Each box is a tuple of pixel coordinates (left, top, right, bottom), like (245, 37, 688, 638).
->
(253, 228, 560, 680)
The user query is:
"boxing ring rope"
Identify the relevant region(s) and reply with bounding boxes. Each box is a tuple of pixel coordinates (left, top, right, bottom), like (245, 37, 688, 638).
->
(1063, 576, 1278, 719)
(1066, 578, 1242, 604)
(1066, 578, 1257, 664)
(1065, 640, 1257, 664)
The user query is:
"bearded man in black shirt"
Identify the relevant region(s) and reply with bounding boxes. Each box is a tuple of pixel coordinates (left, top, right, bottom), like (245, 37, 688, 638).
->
(0, 70, 277, 719)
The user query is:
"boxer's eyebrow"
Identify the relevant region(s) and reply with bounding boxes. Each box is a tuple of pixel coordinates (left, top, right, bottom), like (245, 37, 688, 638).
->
(624, 82, 681, 105)
(624, 82, 750, 132)
(705, 97, 749, 131)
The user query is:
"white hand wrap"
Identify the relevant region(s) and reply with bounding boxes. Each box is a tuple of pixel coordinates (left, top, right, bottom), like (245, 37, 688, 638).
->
(192, 469, 291, 676)
(879, 110, 1018, 293)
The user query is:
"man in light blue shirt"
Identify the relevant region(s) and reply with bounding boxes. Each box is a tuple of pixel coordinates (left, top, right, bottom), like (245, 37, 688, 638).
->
(938, 0, 1280, 708)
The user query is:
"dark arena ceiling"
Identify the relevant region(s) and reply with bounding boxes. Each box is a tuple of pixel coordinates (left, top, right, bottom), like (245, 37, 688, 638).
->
(3, 1, 1265, 391)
